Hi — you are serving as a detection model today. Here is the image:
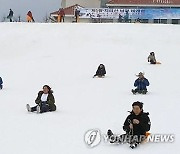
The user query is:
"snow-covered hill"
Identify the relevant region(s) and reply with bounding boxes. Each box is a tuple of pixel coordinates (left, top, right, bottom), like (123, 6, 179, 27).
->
(0, 22, 179, 154)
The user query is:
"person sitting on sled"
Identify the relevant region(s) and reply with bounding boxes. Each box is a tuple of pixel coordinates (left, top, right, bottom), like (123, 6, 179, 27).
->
(93, 64, 106, 78)
(26, 85, 56, 113)
(148, 52, 157, 64)
(132, 72, 149, 94)
(107, 101, 151, 149)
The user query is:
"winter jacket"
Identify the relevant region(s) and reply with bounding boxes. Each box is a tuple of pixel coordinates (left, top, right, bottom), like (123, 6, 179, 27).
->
(58, 9, 65, 16)
(27, 11, 35, 22)
(8, 10, 13, 17)
(95, 65, 106, 76)
(123, 111, 151, 136)
(75, 10, 80, 17)
(134, 78, 149, 90)
(27, 11, 33, 19)
(35, 91, 56, 111)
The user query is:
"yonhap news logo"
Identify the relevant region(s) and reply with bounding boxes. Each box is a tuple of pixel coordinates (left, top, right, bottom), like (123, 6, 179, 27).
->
(146, 134, 175, 143)
(84, 129, 101, 148)
(84, 129, 175, 148)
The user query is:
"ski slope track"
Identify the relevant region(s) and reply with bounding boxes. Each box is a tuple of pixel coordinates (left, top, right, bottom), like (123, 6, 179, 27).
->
(0, 22, 179, 154)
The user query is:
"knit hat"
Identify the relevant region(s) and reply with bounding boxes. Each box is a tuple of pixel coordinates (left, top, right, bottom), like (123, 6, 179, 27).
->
(150, 52, 155, 55)
(132, 101, 143, 109)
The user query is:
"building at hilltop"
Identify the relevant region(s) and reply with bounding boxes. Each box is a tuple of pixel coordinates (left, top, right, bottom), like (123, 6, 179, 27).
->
(50, 0, 180, 24)
(106, 0, 180, 24)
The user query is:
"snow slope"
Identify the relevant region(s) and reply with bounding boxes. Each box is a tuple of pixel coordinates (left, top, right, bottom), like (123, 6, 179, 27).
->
(0, 22, 179, 154)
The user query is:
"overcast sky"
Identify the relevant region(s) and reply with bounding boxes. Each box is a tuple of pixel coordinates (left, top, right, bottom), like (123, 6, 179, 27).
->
(0, 0, 62, 22)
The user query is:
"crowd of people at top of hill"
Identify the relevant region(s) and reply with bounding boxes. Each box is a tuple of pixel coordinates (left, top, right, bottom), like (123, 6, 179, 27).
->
(7, 9, 35, 22)
(5, 8, 81, 23)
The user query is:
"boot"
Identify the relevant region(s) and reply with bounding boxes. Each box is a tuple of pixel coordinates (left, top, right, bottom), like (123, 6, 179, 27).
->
(36, 105, 41, 114)
(130, 142, 139, 149)
(26, 104, 31, 112)
(107, 129, 116, 143)
(131, 89, 136, 94)
(142, 90, 147, 94)
(107, 129, 114, 139)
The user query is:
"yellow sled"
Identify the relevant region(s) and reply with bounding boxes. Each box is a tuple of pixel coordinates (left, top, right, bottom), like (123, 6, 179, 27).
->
(142, 132, 151, 143)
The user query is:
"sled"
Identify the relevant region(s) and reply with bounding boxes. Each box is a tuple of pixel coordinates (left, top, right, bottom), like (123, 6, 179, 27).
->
(142, 132, 151, 143)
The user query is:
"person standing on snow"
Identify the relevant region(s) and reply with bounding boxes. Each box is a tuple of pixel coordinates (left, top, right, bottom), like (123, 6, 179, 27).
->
(27, 11, 35, 22)
(132, 72, 149, 94)
(107, 101, 151, 149)
(75, 9, 80, 23)
(7, 9, 14, 22)
(118, 14, 123, 22)
(93, 64, 106, 78)
(26, 85, 56, 113)
(58, 8, 65, 22)
(0, 77, 3, 89)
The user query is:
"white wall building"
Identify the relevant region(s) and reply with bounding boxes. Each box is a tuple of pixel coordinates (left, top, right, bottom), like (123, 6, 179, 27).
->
(61, 0, 101, 8)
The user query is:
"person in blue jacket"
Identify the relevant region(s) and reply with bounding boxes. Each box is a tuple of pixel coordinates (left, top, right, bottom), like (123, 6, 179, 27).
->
(0, 77, 3, 89)
(132, 72, 149, 94)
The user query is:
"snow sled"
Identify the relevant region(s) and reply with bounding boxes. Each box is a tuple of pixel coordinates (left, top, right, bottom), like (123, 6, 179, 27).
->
(156, 61, 161, 64)
(93, 75, 105, 78)
(107, 129, 151, 149)
(131, 89, 148, 95)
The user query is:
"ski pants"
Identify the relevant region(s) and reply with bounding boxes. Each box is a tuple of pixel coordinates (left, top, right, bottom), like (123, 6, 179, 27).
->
(31, 101, 50, 113)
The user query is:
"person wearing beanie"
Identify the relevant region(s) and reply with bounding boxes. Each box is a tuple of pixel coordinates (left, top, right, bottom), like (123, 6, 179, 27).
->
(93, 64, 106, 78)
(132, 72, 149, 94)
(0, 77, 3, 89)
(26, 85, 56, 113)
(107, 101, 151, 149)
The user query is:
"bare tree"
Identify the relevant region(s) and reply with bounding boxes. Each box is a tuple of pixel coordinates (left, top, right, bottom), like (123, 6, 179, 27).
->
(43, 13, 49, 23)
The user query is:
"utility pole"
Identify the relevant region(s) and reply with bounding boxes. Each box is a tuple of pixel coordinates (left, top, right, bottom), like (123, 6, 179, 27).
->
(61, 0, 66, 8)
